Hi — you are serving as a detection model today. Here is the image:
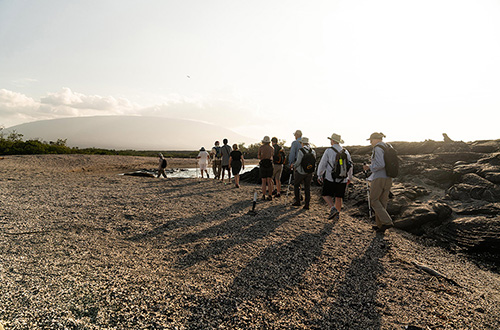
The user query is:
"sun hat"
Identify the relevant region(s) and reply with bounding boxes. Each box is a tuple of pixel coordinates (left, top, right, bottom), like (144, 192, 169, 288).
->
(293, 130, 302, 137)
(301, 137, 309, 144)
(328, 133, 344, 144)
(367, 132, 386, 140)
(262, 136, 271, 143)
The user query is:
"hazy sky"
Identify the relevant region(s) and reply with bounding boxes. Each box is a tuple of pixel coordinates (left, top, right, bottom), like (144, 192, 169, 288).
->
(1, 0, 499, 147)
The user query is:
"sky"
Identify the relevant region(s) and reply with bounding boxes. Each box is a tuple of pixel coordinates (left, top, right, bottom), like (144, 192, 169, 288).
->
(1, 0, 500, 147)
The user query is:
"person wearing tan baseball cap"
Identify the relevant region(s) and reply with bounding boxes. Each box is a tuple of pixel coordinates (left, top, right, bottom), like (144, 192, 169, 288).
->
(291, 137, 316, 210)
(363, 132, 394, 232)
(289, 130, 303, 168)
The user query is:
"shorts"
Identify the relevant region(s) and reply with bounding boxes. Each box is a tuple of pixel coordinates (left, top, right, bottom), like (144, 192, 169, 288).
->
(272, 164, 283, 182)
(322, 179, 347, 198)
(231, 161, 242, 175)
(259, 159, 273, 179)
(199, 163, 208, 171)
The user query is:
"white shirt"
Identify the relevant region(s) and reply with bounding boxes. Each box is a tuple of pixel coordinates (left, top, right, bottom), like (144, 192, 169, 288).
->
(197, 151, 210, 165)
(317, 144, 353, 183)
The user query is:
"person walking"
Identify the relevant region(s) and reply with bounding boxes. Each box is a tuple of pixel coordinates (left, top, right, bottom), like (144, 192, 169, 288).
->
(362, 132, 394, 233)
(220, 138, 232, 184)
(317, 133, 353, 220)
(157, 153, 167, 178)
(258, 136, 275, 200)
(292, 137, 316, 210)
(229, 144, 244, 188)
(271, 137, 286, 197)
(197, 147, 210, 178)
(210, 141, 222, 180)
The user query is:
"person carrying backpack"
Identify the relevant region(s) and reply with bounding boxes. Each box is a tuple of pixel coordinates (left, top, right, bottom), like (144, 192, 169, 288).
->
(210, 141, 222, 180)
(220, 138, 232, 184)
(292, 137, 315, 210)
(362, 132, 395, 233)
(317, 133, 353, 220)
(157, 153, 167, 178)
(271, 137, 286, 197)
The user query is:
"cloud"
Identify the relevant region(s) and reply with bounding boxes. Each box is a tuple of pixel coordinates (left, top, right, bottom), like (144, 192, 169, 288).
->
(139, 96, 259, 126)
(0, 88, 263, 130)
(40, 87, 135, 113)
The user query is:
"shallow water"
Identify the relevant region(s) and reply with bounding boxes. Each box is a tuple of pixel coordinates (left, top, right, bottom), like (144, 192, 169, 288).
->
(122, 165, 257, 178)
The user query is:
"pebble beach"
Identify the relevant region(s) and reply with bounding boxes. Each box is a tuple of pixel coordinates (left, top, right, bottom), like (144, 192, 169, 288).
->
(1, 154, 499, 329)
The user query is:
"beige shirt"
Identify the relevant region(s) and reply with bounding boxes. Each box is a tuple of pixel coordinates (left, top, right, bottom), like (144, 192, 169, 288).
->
(258, 144, 274, 160)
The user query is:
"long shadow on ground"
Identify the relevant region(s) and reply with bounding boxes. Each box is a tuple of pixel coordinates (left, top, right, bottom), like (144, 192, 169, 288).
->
(173, 205, 302, 269)
(309, 233, 388, 329)
(183, 221, 335, 328)
(127, 200, 251, 241)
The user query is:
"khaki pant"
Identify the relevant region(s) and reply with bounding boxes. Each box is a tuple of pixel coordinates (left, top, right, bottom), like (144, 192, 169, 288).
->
(370, 177, 393, 227)
(212, 159, 222, 179)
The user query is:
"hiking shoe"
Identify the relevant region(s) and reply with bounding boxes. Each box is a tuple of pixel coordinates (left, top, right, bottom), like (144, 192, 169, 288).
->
(376, 224, 393, 233)
(328, 207, 339, 220)
(292, 201, 301, 207)
(275, 193, 281, 198)
(303, 205, 310, 210)
(267, 195, 273, 201)
(262, 195, 267, 201)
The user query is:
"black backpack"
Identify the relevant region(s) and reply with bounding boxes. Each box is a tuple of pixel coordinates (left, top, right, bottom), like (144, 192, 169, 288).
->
(161, 158, 167, 168)
(273, 145, 286, 165)
(375, 144, 399, 178)
(300, 148, 316, 173)
(330, 147, 351, 179)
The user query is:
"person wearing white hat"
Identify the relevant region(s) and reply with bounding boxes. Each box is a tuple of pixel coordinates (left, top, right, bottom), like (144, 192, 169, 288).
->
(258, 136, 275, 200)
(197, 147, 210, 178)
(157, 153, 167, 178)
(317, 133, 353, 220)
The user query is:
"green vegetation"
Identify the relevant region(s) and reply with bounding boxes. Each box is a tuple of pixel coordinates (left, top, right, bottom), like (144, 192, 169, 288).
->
(0, 130, 199, 158)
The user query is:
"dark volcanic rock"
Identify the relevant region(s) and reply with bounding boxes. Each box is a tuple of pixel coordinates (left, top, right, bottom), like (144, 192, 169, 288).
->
(394, 206, 439, 233)
(428, 216, 500, 264)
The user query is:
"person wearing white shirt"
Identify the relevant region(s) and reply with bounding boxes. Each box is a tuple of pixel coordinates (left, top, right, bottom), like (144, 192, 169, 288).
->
(317, 133, 353, 220)
(197, 147, 210, 178)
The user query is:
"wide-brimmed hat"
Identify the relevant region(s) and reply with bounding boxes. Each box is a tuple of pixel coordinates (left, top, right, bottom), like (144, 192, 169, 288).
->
(262, 136, 271, 143)
(293, 130, 302, 137)
(301, 137, 309, 144)
(367, 132, 386, 140)
(200, 147, 205, 151)
(328, 133, 344, 144)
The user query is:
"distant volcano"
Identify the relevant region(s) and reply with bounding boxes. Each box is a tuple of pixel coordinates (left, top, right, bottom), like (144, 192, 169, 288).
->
(5, 116, 255, 150)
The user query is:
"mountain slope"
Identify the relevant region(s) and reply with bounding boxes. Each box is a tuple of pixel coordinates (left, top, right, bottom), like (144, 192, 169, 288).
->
(5, 116, 254, 150)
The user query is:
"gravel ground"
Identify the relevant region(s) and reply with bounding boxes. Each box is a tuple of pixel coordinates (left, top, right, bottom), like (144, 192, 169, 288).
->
(0, 155, 499, 329)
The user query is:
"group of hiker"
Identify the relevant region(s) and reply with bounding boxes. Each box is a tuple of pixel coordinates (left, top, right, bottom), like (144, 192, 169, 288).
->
(157, 130, 396, 233)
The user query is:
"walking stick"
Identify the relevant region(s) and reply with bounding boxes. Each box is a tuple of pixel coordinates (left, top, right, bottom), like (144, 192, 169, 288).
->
(364, 168, 373, 219)
(285, 173, 292, 205)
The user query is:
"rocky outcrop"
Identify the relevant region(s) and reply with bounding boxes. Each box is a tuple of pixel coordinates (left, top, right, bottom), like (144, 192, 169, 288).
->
(346, 142, 500, 267)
